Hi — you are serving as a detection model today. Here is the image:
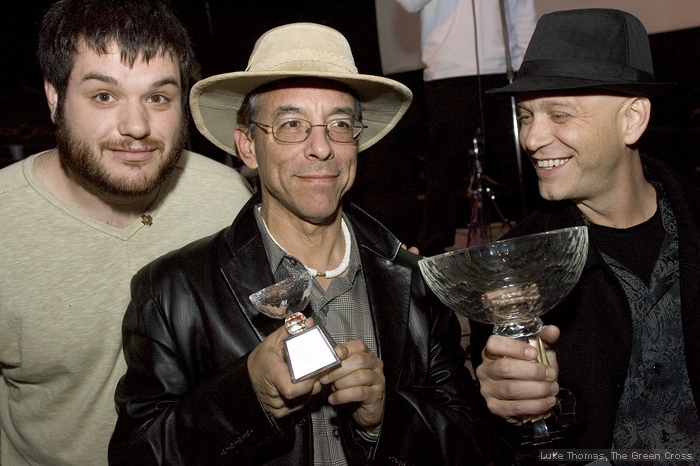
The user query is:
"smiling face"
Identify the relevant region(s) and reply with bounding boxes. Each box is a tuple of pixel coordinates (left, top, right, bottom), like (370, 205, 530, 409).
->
(47, 41, 186, 198)
(235, 84, 359, 225)
(516, 94, 641, 204)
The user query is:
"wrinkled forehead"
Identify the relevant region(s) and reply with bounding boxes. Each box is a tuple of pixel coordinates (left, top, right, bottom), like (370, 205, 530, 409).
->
(516, 93, 639, 116)
(515, 94, 582, 110)
(256, 80, 358, 117)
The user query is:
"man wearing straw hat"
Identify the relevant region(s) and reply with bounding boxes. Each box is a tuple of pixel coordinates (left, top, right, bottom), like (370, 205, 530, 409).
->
(469, 8, 700, 460)
(109, 22, 503, 465)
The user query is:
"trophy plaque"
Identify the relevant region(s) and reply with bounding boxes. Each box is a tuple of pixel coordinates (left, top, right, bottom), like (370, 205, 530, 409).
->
(249, 272, 340, 382)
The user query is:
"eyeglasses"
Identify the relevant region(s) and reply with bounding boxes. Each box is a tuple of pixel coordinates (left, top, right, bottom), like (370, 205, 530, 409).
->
(252, 118, 367, 144)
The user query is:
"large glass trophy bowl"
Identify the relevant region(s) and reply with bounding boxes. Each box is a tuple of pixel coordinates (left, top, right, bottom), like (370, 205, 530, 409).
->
(419, 226, 588, 439)
(418, 226, 588, 342)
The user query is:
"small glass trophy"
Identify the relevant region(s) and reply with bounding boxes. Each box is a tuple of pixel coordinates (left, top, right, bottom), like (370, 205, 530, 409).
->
(249, 272, 340, 382)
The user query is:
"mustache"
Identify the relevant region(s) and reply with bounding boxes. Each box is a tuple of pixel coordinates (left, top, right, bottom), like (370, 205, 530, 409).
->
(99, 138, 166, 152)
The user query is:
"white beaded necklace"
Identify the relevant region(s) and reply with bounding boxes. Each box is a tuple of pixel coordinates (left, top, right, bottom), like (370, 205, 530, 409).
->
(259, 211, 351, 279)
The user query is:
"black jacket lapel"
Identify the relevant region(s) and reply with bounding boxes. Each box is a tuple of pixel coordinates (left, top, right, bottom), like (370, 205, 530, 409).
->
(220, 196, 281, 341)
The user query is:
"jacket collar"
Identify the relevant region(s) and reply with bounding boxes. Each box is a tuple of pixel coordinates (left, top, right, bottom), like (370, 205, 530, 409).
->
(220, 194, 280, 341)
(222, 193, 402, 262)
(218, 194, 409, 386)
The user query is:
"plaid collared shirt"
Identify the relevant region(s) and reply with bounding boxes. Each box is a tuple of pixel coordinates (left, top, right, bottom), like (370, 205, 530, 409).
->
(254, 206, 377, 465)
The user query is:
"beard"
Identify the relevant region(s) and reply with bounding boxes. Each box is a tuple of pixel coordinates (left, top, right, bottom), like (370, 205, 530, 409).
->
(54, 106, 187, 199)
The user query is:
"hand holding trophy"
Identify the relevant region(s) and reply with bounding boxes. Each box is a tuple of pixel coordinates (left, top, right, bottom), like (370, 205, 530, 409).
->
(418, 226, 588, 440)
(250, 272, 340, 382)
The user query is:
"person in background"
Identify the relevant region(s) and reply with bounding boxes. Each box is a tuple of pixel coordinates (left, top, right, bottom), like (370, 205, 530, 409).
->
(109, 22, 505, 466)
(0, 0, 252, 464)
(470, 8, 700, 463)
(396, 0, 537, 255)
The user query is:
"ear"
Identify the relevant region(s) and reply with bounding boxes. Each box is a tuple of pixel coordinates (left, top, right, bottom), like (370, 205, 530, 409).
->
(622, 97, 651, 146)
(234, 125, 258, 169)
(44, 81, 59, 123)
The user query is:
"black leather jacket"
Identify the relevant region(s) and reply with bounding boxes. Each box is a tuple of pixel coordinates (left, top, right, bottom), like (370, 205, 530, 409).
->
(109, 196, 502, 465)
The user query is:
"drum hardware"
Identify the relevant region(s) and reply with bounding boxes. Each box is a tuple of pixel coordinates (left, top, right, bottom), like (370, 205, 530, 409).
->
(466, 128, 511, 246)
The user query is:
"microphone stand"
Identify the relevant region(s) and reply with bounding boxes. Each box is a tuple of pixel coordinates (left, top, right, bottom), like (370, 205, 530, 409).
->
(498, 0, 527, 219)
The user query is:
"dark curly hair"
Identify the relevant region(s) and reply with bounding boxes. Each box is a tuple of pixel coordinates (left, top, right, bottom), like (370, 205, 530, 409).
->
(38, 0, 194, 114)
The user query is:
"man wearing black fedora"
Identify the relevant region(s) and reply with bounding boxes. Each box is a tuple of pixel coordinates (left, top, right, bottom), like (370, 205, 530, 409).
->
(469, 8, 700, 460)
(108, 22, 505, 465)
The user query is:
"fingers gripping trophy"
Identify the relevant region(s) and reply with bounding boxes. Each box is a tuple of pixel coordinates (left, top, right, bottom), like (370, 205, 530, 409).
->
(249, 272, 340, 383)
(418, 227, 588, 440)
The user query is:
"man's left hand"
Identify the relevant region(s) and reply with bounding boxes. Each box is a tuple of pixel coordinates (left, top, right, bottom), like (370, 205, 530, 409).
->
(400, 243, 420, 255)
(476, 325, 560, 424)
(321, 339, 385, 431)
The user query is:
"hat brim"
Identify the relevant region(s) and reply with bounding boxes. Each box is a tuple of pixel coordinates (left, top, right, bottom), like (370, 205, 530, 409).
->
(190, 71, 413, 156)
(486, 76, 673, 98)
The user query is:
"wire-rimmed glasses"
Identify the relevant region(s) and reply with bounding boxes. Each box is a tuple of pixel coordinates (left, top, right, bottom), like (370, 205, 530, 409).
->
(253, 118, 367, 144)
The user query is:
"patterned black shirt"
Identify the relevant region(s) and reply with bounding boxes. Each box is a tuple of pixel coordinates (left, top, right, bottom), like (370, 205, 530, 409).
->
(595, 193, 700, 463)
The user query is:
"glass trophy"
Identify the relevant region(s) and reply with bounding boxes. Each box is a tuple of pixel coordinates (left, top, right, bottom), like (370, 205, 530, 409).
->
(418, 226, 588, 440)
(249, 271, 340, 383)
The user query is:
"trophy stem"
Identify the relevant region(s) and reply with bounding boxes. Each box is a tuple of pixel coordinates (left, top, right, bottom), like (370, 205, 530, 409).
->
(501, 318, 551, 441)
(493, 316, 543, 340)
(518, 333, 550, 365)
(518, 331, 551, 442)
(284, 311, 308, 335)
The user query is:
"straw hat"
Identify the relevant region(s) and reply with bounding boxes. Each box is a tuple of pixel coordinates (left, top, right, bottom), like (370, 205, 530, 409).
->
(488, 9, 673, 97)
(190, 22, 413, 156)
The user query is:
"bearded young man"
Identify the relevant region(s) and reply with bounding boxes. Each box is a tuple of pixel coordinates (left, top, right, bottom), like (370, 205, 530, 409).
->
(0, 1, 252, 464)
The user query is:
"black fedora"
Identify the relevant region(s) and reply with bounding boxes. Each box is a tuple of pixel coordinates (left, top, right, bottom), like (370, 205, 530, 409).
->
(488, 9, 673, 97)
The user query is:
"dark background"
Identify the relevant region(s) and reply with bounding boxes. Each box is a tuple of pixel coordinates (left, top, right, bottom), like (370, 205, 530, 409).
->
(2, 1, 699, 245)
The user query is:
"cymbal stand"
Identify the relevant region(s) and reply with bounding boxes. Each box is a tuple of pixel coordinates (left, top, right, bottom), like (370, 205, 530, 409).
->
(466, 128, 510, 247)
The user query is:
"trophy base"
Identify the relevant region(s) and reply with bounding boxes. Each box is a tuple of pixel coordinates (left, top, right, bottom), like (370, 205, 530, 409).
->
(284, 326, 341, 382)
